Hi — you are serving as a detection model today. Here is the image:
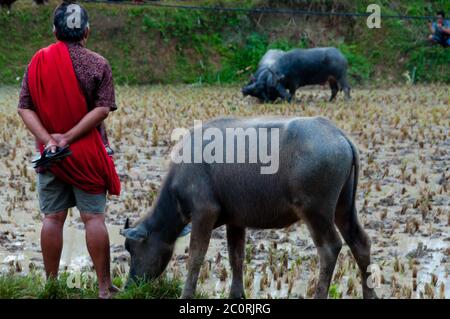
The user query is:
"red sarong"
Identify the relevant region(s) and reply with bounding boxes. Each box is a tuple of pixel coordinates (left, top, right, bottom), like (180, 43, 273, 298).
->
(27, 41, 121, 195)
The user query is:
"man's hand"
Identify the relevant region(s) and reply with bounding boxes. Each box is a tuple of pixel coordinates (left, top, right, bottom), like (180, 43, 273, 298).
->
(45, 137, 58, 153)
(19, 106, 110, 149)
(50, 133, 69, 148)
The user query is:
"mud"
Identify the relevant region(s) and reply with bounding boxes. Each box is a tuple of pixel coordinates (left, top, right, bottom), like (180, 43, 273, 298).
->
(0, 85, 448, 298)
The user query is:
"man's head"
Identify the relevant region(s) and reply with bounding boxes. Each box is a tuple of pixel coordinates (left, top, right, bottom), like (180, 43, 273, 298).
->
(436, 10, 445, 23)
(53, 2, 89, 43)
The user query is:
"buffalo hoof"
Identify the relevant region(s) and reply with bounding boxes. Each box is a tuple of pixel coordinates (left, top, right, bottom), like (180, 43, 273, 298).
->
(229, 292, 246, 299)
(180, 292, 194, 299)
(363, 290, 379, 299)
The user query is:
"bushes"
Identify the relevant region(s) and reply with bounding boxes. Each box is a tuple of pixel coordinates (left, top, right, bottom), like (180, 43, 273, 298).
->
(407, 47, 450, 83)
(217, 33, 268, 83)
(338, 44, 373, 82)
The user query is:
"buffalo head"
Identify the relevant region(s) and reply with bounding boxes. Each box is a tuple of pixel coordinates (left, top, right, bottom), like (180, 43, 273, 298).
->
(120, 218, 174, 285)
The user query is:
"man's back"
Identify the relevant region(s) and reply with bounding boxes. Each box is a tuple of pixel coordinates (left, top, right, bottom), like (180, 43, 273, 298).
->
(19, 42, 117, 148)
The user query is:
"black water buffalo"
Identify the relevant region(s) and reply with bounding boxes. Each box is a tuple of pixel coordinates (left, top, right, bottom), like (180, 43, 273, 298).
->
(243, 47, 351, 103)
(121, 117, 376, 299)
(272, 47, 351, 102)
(241, 49, 286, 102)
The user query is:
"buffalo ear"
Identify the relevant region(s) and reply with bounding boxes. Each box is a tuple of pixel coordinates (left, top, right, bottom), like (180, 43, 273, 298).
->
(120, 226, 148, 242)
(124, 218, 130, 229)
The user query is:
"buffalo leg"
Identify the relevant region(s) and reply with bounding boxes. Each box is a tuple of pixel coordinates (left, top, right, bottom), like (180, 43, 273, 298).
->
(329, 78, 339, 102)
(335, 169, 378, 299)
(288, 87, 297, 103)
(181, 210, 217, 298)
(226, 225, 246, 299)
(304, 206, 342, 299)
(338, 76, 351, 100)
(275, 83, 292, 103)
(260, 91, 269, 103)
(336, 206, 377, 299)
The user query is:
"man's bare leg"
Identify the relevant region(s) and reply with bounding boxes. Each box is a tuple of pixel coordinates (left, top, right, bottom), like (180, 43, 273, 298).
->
(80, 212, 116, 299)
(41, 210, 68, 278)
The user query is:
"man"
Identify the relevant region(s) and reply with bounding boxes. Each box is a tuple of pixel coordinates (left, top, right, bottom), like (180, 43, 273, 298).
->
(428, 11, 450, 47)
(18, 2, 120, 299)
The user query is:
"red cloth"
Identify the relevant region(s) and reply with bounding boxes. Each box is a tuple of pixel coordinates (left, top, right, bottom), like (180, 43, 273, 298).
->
(27, 41, 121, 195)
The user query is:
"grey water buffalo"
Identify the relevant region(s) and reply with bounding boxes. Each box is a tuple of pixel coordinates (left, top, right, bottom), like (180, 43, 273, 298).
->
(241, 49, 286, 102)
(121, 116, 377, 299)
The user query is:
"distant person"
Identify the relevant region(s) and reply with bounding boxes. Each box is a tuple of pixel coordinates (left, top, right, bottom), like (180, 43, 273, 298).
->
(428, 11, 450, 47)
(17, 2, 121, 299)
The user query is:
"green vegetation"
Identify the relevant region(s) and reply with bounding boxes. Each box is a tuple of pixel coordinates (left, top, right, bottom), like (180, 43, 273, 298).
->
(328, 283, 342, 299)
(0, 0, 449, 86)
(115, 276, 188, 299)
(0, 272, 98, 299)
(0, 271, 194, 299)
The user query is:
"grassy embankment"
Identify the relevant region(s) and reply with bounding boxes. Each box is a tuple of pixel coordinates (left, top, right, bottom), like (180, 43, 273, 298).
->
(0, 0, 449, 86)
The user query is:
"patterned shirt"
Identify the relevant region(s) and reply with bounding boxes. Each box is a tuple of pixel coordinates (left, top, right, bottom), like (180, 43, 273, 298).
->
(18, 41, 117, 147)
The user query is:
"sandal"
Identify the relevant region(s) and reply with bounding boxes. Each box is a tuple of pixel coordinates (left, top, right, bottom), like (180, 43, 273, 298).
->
(32, 145, 72, 169)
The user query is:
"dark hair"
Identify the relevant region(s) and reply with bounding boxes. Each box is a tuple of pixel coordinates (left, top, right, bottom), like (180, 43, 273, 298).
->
(53, 2, 89, 42)
(436, 11, 445, 18)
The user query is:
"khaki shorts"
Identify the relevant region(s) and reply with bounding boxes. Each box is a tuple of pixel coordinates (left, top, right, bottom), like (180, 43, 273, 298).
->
(37, 171, 106, 214)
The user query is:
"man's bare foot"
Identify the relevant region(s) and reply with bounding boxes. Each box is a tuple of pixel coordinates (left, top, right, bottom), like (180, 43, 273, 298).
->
(98, 285, 121, 299)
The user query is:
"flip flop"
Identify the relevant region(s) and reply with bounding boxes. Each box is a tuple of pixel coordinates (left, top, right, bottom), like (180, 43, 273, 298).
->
(32, 145, 72, 169)
(32, 146, 71, 168)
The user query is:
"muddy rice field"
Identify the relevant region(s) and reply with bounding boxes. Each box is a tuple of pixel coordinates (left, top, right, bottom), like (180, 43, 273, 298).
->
(0, 84, 448, 298)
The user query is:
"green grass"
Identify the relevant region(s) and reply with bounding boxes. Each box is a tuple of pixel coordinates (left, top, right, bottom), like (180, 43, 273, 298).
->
(0, 272, 206, 299)
(0, 272, 98, 299)
(115, 276, 183, 299)
(0, 272, 45, 299)
(328, 283, 342, 299)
